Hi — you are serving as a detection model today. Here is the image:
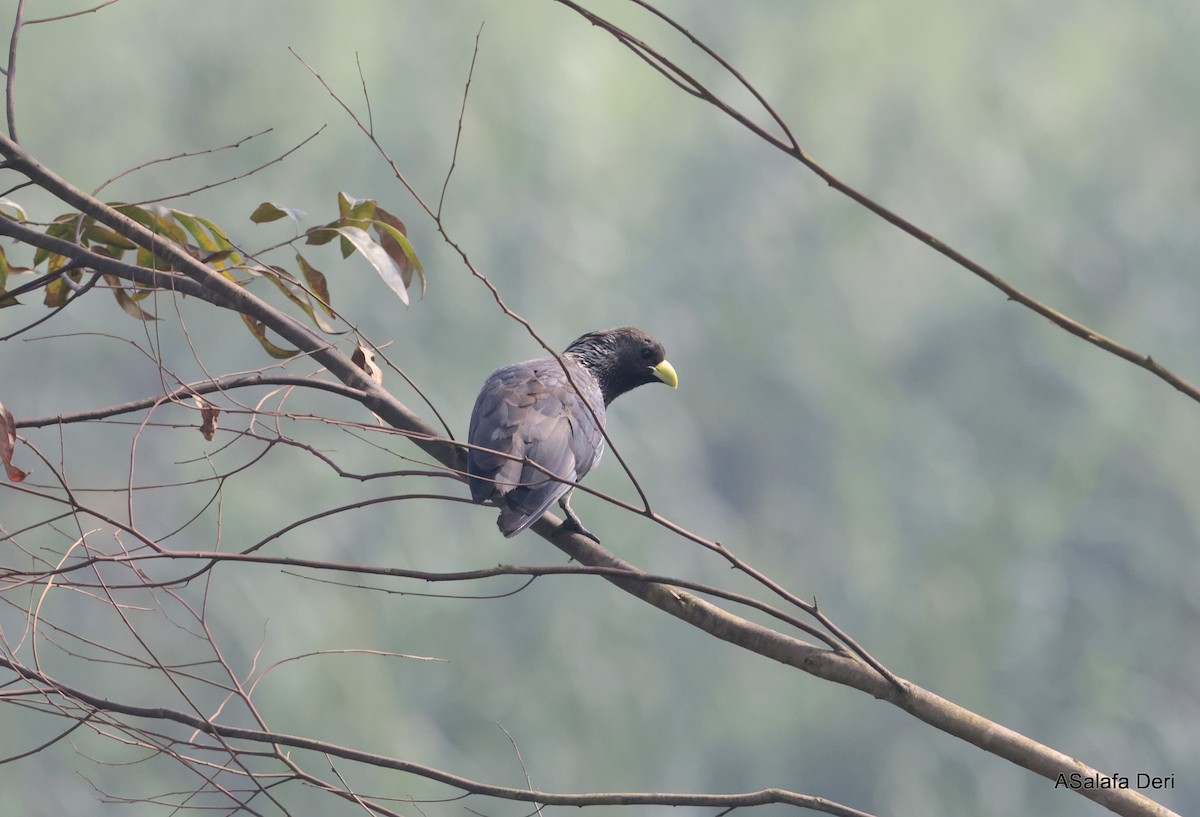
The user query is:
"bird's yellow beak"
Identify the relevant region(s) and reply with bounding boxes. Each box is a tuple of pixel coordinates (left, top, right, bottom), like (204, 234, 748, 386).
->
(652, 359, 679, 389)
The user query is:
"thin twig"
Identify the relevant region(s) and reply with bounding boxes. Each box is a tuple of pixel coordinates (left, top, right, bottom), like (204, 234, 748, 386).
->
(131, 127, 326, 205)
(438, 23, 483, 219)
(26, 0, 122, 25)
(355, 52, 373, 135)
(5, 0, 24, 140)
(0, 267, 100, 342)
(495, 723, 544, 817)
(92, 128, 273, 196)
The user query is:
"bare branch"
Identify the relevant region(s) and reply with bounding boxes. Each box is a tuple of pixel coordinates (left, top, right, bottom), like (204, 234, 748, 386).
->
(15, 374, 367, 429)
(129, 127, 326, 206)
(5, 0, 24, 140)
(0, 654, 887, 817)
(438, 23, 484, 220)
(26, 0, 122, 25)
(550, 0, 1200, 409)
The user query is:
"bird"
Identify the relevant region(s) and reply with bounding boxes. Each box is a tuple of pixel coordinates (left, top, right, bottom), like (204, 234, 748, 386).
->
(467, 327, 678, 539)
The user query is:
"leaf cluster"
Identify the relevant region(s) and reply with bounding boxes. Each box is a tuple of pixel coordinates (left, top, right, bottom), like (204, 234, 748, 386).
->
(1, 192, 423, 357)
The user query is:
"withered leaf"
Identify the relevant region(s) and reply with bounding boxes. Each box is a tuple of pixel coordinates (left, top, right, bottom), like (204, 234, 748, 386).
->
(0, 401, 29, 482)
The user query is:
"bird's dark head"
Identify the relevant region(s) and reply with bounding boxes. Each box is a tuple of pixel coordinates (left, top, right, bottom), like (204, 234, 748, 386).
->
(565, 326, 678, 405)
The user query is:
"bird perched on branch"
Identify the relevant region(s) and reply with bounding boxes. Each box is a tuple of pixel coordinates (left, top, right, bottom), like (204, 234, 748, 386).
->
(467, 327, 678, 539)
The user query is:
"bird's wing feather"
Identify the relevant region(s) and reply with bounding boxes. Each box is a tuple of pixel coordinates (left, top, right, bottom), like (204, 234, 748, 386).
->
(468, 358, 605, 536)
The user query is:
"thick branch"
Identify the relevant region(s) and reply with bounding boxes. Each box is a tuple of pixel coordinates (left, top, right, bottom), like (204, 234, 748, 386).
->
(530, 521, 1175, 817)
(0, 216, 202, 297)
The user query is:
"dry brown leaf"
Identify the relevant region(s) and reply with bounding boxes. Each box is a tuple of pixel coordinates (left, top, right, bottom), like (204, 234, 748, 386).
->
(195, 396, 221, 442)
(0, 401, 29, 482)
(351, 342, 385, 424)
(351, 342, 384, 386)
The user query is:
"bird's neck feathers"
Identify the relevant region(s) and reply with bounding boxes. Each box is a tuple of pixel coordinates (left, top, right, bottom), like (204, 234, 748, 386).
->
(564, 342, 629, 406)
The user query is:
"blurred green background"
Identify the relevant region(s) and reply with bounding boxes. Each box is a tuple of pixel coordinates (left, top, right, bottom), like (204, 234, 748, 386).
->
(2, 1, 1198, 815)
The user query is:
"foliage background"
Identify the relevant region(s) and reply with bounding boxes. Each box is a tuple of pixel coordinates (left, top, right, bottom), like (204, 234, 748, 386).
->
(3, 1, 1198, 815)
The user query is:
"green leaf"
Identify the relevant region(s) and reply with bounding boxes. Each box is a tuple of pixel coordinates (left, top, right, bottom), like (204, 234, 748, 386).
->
(240, 313, 300, 359)
(43, 264, 82, 308)
(336, 225, 409, 305)
(250, 201, 305, 224)
(347, 201, 376, 222)
(172, 210, 222, 254)
(202, 249, 238, 266)
(303, 226, 338, 246)
(172, 211, 241, 271)
(34, 215, 81, 267)
(336, 194, 377, 256)
(135, 245, 181, 272)
(82, 223, 137, 252)
(337, 192, 376, 222)
(114, 204, 190, 270)
(44, 276, 67, 307)
(115, 204, 189, 245)
(253, 263, 336, 334)
(0, 246, 20, 307)
(191, 214, 239, 253)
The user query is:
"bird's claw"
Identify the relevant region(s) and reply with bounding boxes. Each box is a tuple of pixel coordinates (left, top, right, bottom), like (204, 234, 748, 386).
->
(557, 494, 600, 542)
(555, 516, 601, 543)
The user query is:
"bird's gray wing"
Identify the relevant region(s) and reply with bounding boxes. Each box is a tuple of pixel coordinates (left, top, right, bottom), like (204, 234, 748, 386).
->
(468, 359, 604, 536)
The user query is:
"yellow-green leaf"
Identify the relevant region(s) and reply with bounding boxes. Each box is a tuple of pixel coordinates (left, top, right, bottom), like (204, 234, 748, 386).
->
(191, 215, 241, 264)
(83, 223, 137, 252)
(337, 192, 376, 221)
(304, 226, 338, 246)
(240, 313, 300, 359)
(34, 216, 81, 267)
(254, 263, 336, 334)
(250, 202, 305, 224)
(202, 249, 237, 266)
(43, 266, 81, 308)
(103, 274, 158, 321)
(172, 210, 222, 254)
(116, 204, 188, 245)
(0, 246, 20, 307)
(336, 194, 377, 256)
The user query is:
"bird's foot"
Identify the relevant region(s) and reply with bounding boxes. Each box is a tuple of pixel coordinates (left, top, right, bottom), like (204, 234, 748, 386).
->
(557, 493, 600, 542)
(555, 516, 600, 543)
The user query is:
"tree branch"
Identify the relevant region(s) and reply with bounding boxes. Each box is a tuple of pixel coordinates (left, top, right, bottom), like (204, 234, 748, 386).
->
(0, 654, 876, 817)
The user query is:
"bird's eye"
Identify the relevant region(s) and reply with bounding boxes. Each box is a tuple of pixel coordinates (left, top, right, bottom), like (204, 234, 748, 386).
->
(640, 347, 655, 360)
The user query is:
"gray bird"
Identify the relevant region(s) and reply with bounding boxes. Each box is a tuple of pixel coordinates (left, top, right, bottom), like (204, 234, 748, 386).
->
(467, 327, 678, 538)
